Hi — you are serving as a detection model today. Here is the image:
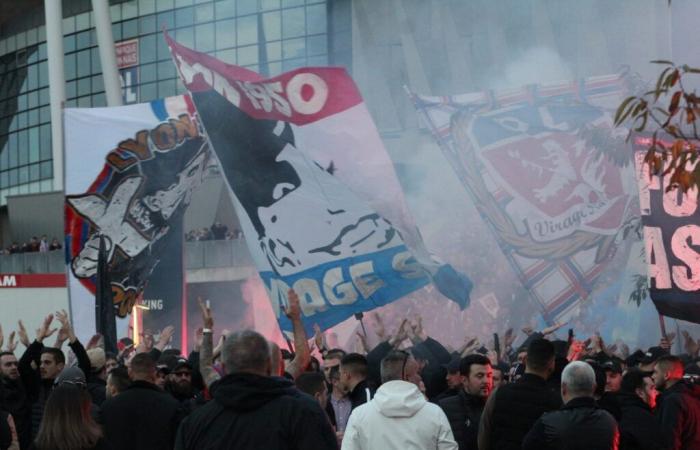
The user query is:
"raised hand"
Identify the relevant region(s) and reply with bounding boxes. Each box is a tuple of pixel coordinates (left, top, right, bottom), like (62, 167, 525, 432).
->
(503, 328, 516, 348)
(389, 319, 409, 347)
(5, 331, 16, 353)
(542, 321, 567, 336)
(197, 297, 214, 329)
(373, 313, 389, 342)
(36, 314, 57, 343)
(193, 327, 204, 352)
(521, 326, 534, 336)
(155, 325, 175, 350)
(17, 321, 30, 348)
(313, 324, 326, 352)
(282, 289, 302, 321)
(54, 310, 74, 345)
(682, 330, 699, 356)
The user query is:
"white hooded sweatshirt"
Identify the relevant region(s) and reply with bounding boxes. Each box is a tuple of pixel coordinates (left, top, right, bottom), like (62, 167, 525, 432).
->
(341, 380, 458, 450)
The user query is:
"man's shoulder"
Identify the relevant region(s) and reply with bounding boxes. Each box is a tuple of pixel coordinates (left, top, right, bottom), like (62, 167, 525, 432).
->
(438, 393, 460, 409)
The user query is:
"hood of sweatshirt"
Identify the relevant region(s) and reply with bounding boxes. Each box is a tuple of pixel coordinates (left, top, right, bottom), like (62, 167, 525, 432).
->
(214, 373, 299, 412)
(372, 380, 426, 418)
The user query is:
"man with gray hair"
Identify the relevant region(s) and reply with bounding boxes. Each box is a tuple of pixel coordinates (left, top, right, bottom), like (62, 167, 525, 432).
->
(522, 361, 618, 450)
(174, 327, 337, 450)
(342, 351, 457, 450)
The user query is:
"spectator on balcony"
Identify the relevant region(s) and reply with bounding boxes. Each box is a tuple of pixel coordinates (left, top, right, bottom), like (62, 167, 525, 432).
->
(198, 228, 212, 241)
(210, 222, 228, 240)
(39, 236, 49, 253)
(49, 238, 62, 251)
(8, 242, 21, 254)
(23, 237, 40, 253)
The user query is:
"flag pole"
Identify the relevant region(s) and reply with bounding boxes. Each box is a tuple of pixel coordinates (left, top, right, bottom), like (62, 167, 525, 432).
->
(658, 313, 668, 340)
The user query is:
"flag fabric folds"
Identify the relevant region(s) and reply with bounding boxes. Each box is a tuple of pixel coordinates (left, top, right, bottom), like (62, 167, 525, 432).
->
(411, 76, 636, 325)
(64, 95, 208, 341)
(95, 235, 117, 354)
(166, 34, 467, 334)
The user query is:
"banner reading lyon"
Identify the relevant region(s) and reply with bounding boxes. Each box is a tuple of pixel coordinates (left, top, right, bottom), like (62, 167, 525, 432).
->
(64, 96, 209, 340)
(634, 140, 700, 323)
(166, 35, 433, 334)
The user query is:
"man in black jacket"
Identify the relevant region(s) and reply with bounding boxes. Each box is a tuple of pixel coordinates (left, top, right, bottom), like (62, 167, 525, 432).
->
(617, 368, 668, 450)
(478, 338, 561, 450)
(101, 353, 183, 450)
(339, 353, 375, 409)
(0, 351, 30, 449)
(653, 355, 700, 450)
(439, 354, 493, 450)
(522, 361, 618, 450)
(175, 330, 337, 450)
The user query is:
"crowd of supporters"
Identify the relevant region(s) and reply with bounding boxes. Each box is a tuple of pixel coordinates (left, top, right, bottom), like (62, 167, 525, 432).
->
(184, 222, 242, 242)
(0, 291, 699, 449)
(0, 237, 61, 255)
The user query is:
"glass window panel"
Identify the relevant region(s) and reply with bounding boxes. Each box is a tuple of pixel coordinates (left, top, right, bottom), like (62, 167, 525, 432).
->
(39, 125, 51, 159)
(38, 43, 47, 60)
(64, 53, 76, 80)
(78, 77, 91, 96)
(215, 19, 236, 49)
(18, 131, 28, 164)
(282, 57, 304, 72)
(76, 13, 91, 32)
(29, 128, 39, 163)
(140, 14, 157, 34)
(91, 47, 101, 73)
(282, 0, 304, 7)
(92, 93, 106, 107)
(123, 1, 139, 19)
(76, 31, 90, 50)
(39, 88, 49, 105)
(157, 79, 176, 98)
(156, 33, 171, 60)
(40, 161, 52, 179)
(139, 63, 157, 83)
(176, 0, 193, 7)
(283, 37, 304, 59)
(27, 91, 38, 109)
(156, 0, 174, 11)
(282, 7, 305, 39)
(28, 109, 38, 127)
(306, 34, 326, 56)
(195, 24, 215, 52)
(140, 82, 157, 101)
(306, 4, 326, 35)
(215, 0, 236, 19)
(157, 60, 176, 79)
(110, 4, 122, 21)
(157, 10, 175, 29)
(63, 34, 75, 53)
(175, 7, 194, 27)
(195, 3, 214, 23)
(29, 163, 39, 182)
(76, 49, 91, 78)
(39, 106, 50, 123)
(18, 166, 28, 184)
(92, 74, 104, 92)
(139, 0, 156, 15)
(78, 96, 91, 107)
(262, 11, 281, 41)
(65, 99, 77, 108)
(8, 134, 17, 167)
(63, 16, 76, 34)
(18, 113, 27, 130)
(0, 143, 7, 167)
(66, 80, 77, 99)
(237, 15, 257, 46)
(216, 48, 236, 64)
(140, 34, 156, 63)
(266, 41, 281, 60)
(237, 45, 258, 65)
(26, 28, 38, 47)
(39, 61, 48, 87)
(123, 19, 138, 39)
(112, 23, 123, 41)
(17, 95, 27, 111)
(90, 30, 97, 47)
(175, 26, 194, 48)
(0, 172, 7, 188)
(28, 46, 38, 64)
(9, 168, 17, 186)
(15, 32, 26, 50)
(237, 0, 257, 15)
(26, 64, 38, 90)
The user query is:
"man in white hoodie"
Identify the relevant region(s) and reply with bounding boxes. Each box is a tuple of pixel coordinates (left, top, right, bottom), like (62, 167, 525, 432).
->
(341, 350, 458, 450)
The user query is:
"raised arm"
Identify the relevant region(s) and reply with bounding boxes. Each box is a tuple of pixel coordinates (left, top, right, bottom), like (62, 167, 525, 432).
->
(197, 298, 220, 388)
(284, 289, 310, 379)
(56, 309, 91, 375)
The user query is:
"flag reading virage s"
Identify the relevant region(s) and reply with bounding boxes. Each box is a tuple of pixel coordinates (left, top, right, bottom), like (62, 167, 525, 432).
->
(165, 34, 471, 334)
(64, 96, 209, 341)
(634, 140, 700, 323)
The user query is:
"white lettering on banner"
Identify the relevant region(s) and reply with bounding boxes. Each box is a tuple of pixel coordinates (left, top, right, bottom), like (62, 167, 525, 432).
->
(637, 154, 698, 217)
(644, 226, 671, 289)
(671, 225, 700, 291)
(173, 53, 328, 117)
(140, 299, 164, 310)
(265, 251, 422, 319)
(0, 275, 16, 287)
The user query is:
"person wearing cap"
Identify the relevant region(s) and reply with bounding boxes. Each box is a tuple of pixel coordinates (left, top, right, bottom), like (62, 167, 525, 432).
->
(433, 357, 463, 403)
(86, 348, 108, 406)
(439, 354, 493, 450)
(163, 356, 203, 414)
(638, 346, 667, 372)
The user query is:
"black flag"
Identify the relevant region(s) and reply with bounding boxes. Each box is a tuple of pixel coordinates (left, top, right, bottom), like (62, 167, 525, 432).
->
(96, 235, 117, 354)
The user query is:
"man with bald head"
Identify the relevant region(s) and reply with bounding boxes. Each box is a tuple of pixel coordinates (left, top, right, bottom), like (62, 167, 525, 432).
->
(175, 330, 337, 450)
(522, 361, 618, 450)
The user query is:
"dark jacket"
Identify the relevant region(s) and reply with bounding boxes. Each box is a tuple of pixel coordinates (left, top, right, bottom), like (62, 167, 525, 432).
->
(434, 387, 459, 404)
(479, 373, 561, 450)
(100, 380, 182, 450)
(439, 389, 485, 450)
(0, 411, 11, 450)
(348, 379, 375, 410)
(87, 374, 107, 406)
(617, 393, 669, 450)
(174, 373, 337, 450)
(522, 396, 618, 450)
(0, 376, 31, 449)
(655, 380, 700, 450)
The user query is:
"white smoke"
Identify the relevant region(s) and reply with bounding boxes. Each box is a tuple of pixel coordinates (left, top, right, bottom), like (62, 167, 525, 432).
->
(489, 47, 574, 90)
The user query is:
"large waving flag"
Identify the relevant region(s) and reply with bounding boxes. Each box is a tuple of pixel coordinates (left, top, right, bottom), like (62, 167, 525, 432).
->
(411, 76, 637, 324)
(64, 95, 209, 341)
(166, 34, 470, 334)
